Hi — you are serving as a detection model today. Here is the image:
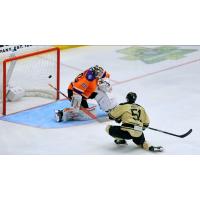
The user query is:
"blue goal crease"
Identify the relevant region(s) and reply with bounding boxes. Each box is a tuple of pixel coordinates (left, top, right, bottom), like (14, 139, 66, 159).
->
(0, 100, 107, 129)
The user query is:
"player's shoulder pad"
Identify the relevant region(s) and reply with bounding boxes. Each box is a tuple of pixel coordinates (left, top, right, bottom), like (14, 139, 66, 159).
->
(119, 102, 130, 105)
(134, 103, 144, 109)
(134, 103, 140, 106)
(86, 69, 95, 81)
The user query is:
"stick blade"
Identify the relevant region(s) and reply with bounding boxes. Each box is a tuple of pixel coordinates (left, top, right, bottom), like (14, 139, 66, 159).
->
(179, 129, 192, 138)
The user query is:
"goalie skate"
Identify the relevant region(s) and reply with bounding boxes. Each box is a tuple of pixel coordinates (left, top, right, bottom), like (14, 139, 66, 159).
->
(55, 108, 79, 122)
(55, 110, 63, 122)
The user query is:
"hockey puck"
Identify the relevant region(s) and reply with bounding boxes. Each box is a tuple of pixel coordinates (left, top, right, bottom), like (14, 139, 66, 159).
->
(48, 75, 52, 79)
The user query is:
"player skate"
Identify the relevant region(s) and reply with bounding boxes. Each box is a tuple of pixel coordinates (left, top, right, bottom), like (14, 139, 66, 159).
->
(149, 146, 164, 152)
(114, 139, 127, 145)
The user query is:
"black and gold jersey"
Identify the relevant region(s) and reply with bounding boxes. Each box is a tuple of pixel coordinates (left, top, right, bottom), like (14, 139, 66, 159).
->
(108, 102, 150, 128)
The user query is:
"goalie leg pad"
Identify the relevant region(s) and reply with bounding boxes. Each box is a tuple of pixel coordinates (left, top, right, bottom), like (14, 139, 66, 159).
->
(62, 107, 96, 121)
(62, 108, 80, 121)
(95, 90, 117, 112)
(71, 94, 82, 112)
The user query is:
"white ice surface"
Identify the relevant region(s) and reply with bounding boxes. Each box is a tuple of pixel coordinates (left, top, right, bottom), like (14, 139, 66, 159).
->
(0, 45, 200, 155)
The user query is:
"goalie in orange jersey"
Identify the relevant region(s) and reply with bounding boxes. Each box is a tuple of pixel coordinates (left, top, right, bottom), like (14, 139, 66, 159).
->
(55, 65, 118, 122)
(67, 65, 110, 110)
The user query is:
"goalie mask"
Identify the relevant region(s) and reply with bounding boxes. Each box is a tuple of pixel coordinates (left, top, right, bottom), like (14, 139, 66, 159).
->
(91, 65, 104, 78)
(126, 92, 137, 103)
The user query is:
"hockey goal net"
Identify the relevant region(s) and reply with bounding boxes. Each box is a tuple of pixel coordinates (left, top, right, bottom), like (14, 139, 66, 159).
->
(0, 47, 60, 115)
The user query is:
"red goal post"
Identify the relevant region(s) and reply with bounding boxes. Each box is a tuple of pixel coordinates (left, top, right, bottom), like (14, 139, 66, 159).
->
(1, 47, 60, 115)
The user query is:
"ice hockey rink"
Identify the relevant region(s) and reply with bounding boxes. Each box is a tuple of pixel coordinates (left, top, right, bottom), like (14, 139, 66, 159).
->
(0, 45, 200, 155)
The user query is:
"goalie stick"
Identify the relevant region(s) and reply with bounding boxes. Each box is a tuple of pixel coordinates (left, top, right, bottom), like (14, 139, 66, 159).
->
(48, 83, 99, 121)
(148, 127, 192, 138)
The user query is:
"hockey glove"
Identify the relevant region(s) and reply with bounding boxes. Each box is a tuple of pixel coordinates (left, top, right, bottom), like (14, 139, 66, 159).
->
(115, 117, 122, 123)
(143, 123, 149, 130)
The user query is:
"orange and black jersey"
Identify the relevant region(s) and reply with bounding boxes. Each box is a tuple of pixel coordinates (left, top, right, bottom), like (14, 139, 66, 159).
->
(68, 68, 110, 99)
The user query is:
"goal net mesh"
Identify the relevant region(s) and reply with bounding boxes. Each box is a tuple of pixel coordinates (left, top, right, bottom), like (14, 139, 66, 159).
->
(0, 47, 60, 115)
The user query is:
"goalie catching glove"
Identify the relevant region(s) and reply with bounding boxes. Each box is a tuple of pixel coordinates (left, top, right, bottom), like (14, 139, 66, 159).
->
(98, 79, 112, 93)
(95, 80, 117, 112)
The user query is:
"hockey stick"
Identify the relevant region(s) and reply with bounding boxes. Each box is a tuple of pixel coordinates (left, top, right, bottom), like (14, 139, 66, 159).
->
(148, 127, 192, 138)
(48, 83, 98, 121)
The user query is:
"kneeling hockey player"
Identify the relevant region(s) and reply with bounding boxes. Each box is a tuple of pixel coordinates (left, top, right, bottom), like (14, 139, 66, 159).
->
(55, 65, 117, 122)
(106, 92, 163, 152)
